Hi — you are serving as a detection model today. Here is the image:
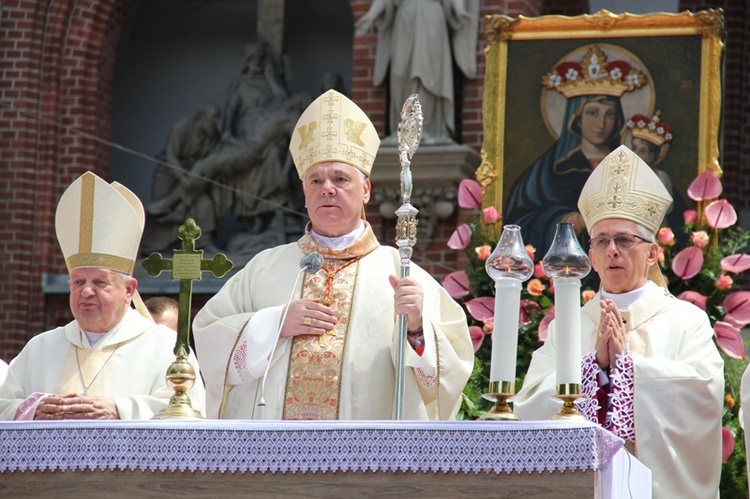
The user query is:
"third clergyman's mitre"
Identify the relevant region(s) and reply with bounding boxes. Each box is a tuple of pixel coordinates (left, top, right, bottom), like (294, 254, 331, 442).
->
(577, 145, 673, 234)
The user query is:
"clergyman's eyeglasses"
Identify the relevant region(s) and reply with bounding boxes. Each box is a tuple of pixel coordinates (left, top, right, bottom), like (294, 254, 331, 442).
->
(589, 234, 652, 252)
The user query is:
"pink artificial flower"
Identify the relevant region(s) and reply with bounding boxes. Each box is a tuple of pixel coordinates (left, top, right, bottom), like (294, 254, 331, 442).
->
(469, 325, 485, 353)
(465, 296, 494, 322)
(582, 289, 596, 303)
(690, 230, 710, 248)
(527, 278, 546, 297)
(714, 321, 745, 359)
(482, 206, 500, 224)
(722, 427, 735, 463)
(457, 179, 483, 209)
(483, 318, 494, 333)
(534, 261, 546, 279)
(705, 199, 737, 229)
(538, 306, 555, 342)
(724, 315, 746, 329)
(656, 245, 665, 264)
(672, 246, 704, 280)
(525, 244, 536, 262)
(475, 244, 492, 260)
(721, 254, 750, 274)
(687, 169, 722, 201)
(683, 209, 698, 225)
(519, 299, 541, 327)
(677, 291, 708, 311)
(657, 227, 675, 246)
(715, 274, 734, 290)
(442, 271, 470, 299)
(447, 224, 472, 250)
(723, 291, 750, 326)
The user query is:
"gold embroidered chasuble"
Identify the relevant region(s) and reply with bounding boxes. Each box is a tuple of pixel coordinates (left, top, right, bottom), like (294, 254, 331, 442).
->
(283, 228, 379, 420)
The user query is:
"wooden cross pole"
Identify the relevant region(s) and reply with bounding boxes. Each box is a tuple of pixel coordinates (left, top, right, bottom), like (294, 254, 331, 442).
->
(142, 218, 233, 419)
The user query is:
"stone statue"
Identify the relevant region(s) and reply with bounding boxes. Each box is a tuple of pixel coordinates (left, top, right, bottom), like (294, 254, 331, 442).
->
(143, 105, 222, 254)
(355, 0, 479, 144)
(143, 42, 310, 257)
(186, 93, 308, 239)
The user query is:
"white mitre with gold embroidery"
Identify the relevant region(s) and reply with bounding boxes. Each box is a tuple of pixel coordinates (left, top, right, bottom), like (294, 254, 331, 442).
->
(55, 171, 145, 275)
(289, 89, 381, 178)
(578, 145, 672, 234)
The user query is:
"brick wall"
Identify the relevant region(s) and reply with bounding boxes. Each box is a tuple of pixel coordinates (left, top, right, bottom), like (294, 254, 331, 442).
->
(0, 0, 131, 360)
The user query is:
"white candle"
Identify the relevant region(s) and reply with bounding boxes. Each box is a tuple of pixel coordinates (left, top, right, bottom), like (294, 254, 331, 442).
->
(490, 278, 522, 384)
(553, 277, 582, 386)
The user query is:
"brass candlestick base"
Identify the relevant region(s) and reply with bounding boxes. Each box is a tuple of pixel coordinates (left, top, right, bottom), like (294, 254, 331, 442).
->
(550, 383, 586, 421)
(152, 356, 203, 420)
(480, 381, 520, 421)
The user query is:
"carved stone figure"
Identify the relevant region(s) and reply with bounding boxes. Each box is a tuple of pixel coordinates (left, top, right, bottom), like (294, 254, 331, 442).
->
(143, 42, 307, 256)
(142, 105, 221, 254)
(356, 0, 479, 144)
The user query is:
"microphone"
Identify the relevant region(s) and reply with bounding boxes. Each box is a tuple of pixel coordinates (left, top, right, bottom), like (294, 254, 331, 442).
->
(257, 251, 323, 419)
(300, 251, 324, 274)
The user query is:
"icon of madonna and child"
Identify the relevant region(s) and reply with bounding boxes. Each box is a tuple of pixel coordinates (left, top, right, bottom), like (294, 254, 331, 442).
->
(504, 44, 687, 253)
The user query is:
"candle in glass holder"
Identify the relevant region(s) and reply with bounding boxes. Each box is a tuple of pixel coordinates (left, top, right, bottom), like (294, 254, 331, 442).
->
(541, 223, 591, 387)
(485, 224, 534, 385)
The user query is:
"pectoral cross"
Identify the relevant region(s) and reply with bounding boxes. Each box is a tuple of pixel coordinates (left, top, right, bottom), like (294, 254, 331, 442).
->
(142, 218, 233, 358)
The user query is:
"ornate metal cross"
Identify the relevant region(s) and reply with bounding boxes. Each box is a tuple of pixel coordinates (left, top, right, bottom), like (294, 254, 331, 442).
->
(142, 218, 233, 358)
(143, 218, 233, 419)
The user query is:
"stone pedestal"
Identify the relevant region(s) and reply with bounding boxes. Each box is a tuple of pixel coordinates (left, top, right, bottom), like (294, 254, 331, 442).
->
(370, 143, 480, 244)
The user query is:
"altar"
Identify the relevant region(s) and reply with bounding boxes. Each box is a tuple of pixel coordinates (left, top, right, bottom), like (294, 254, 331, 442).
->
(0, 420, 649, 498)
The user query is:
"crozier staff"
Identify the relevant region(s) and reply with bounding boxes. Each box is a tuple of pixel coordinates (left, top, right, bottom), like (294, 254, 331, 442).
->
(0, 172, 205, 420)
(193, 89, 473, 420)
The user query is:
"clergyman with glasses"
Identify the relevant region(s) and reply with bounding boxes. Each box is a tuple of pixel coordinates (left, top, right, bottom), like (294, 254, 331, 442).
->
(514, 145, 724, 498)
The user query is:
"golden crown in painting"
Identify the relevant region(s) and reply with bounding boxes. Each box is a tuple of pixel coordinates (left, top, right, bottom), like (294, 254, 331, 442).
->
(542, 45, 647, 99)
(577, 145, 672, 234)
(55, 171, 145, 275)
(289, 89, 381, 178)
(627, 110, 673, 147)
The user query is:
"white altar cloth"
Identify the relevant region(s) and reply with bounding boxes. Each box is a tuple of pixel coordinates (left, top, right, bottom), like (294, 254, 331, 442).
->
(0, 420, 622, 475)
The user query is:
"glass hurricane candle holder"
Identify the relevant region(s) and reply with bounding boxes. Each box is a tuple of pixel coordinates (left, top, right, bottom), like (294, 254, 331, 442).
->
(480, 224, 533, 421)
(542, 222, 591, 420)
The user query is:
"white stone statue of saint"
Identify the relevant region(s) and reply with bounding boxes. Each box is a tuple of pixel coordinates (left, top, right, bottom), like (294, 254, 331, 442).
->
(356, 0, 479, 144)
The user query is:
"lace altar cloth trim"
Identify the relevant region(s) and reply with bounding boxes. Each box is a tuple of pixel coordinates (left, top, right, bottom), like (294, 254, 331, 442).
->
(0, 420, 623, 474)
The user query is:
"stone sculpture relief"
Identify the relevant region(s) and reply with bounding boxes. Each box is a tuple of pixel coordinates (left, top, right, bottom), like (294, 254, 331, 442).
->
(143, 42, 309, 257)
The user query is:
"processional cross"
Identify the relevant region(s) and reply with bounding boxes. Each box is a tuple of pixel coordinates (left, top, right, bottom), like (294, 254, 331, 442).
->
(143, 218, 233, 419)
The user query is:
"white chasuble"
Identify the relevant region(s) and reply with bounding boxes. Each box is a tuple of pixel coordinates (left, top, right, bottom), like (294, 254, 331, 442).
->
(515, 285, 723, 499)
(0, 309, 206, 420)
(193, 223, 474, 420)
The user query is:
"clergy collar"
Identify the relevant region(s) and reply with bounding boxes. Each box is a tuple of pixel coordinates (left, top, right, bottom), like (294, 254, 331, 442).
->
(78, 310, 131, 349)
(309, 222, 366, 249)
(601, 281, 658, 310)
(299, 221, 379, 260)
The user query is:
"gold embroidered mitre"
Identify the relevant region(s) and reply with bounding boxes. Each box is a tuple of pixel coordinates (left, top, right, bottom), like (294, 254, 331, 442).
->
(577, 145, 672, 234)
(55, 171, 145, 275)
(289, 89, 381, 178)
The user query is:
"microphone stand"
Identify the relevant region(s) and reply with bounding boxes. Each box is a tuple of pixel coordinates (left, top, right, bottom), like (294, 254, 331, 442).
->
(394, 94, 423, 420)
(257, 253, 323, 419)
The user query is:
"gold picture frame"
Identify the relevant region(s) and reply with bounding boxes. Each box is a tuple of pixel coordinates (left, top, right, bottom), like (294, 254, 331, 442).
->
(478, 9, 724, 250)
